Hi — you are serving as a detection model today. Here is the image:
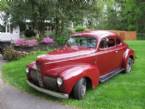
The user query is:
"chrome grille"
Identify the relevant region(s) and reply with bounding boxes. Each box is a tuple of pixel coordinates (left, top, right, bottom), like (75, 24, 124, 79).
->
(30, 70, 39, 81)
(43, 76, 58, 91)
(30, 70, 58, 91)
(30, 70, 43, 87)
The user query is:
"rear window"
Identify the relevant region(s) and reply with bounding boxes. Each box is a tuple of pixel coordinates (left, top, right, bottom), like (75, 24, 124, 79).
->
(116, 37, 121, 45)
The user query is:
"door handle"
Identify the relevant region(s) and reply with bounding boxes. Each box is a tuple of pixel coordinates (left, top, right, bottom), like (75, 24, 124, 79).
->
(115, 50, 119, 53)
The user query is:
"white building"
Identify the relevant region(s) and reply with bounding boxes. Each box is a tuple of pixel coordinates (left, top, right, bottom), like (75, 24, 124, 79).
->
(0, 11, 20, 42)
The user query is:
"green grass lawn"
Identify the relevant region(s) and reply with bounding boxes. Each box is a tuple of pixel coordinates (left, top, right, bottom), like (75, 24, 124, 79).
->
(2, 41, 145, 109)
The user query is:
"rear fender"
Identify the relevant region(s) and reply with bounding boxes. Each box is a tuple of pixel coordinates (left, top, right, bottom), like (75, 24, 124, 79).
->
(123, 48, 134, 68)
(59, 64, 100, 94)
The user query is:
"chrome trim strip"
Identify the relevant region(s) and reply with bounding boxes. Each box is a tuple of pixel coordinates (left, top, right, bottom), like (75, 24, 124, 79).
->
(27, 80, 69, 99)
(44, 52, 97, 65)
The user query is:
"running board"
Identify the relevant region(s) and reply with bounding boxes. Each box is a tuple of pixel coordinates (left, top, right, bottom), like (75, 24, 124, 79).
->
(100, 68, 125, 83)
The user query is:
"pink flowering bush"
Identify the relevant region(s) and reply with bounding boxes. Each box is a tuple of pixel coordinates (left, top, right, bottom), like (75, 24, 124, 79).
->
(41, 36, 54, 45)
(15, 38, 38, 47)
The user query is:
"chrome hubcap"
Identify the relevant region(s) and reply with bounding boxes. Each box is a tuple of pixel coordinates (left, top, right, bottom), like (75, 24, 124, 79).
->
(127, 59, 132, 72)
(81, 82, 86, 97)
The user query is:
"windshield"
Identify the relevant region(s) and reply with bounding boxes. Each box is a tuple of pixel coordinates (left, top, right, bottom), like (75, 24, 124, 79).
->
(66, 36, 97, 48)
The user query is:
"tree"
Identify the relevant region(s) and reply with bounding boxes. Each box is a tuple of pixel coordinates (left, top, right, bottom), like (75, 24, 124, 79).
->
(3, 0, 144, 37)
(95, 0, 145, 33)
(0, 0, 8, 11)
(2, 0, 96, 37)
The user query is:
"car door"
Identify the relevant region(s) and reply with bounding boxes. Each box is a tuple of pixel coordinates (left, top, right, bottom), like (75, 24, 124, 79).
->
(96, 36, 118, 76)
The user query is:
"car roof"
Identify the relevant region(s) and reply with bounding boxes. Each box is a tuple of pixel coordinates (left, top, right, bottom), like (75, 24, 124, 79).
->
(72, 30, 117, 40)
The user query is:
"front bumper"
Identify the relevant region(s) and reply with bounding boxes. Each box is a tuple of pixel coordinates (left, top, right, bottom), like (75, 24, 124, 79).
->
(27, 80, 69, 99)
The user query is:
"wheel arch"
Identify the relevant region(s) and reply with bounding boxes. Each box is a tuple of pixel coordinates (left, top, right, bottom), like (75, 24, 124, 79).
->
(60, 64, 100, 94)
(123, 48, 135, 68)
(129, 55, 134, 60)
(84, 77, 93, 89)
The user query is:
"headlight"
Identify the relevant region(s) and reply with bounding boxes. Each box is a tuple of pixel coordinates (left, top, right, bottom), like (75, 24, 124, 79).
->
(57, 77, 63, 86)
(26, 68, 29, 74)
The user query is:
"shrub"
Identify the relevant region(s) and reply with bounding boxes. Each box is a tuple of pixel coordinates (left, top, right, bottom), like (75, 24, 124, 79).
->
(55, 29, 70, 46)
(56, 35, 67, 46)
(15, 38, 38, 47)
(2, 47, 28, 61)
(74, 25, 87, 32)
(41, 36, 54, 45)
(24, 29, 36, 38)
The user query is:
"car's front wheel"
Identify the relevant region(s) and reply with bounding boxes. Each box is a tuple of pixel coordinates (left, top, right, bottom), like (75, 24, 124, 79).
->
(73, 78, 87, 100)
(125, 57, 133, 73)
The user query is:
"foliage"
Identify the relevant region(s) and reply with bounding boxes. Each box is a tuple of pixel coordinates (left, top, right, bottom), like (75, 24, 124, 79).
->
(0, 0, 9, 11)
(54, 28, 71, 45)
(1, 0, 145, 39)
(0, 24, 5, 32)
(95, 0, 145, 33)
(24, 29, 36, 38)
(120, 0, 145, 32)
(15, 38, 38, 47)
(2, 41, 145, 109)
(1, 0, 96, 37)
(2, 47, 28, 61)
(55, 35, 67, 46)
(74, 25, 87, 32)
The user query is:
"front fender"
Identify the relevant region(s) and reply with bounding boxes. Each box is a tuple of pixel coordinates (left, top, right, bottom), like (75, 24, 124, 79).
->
(59, 64, 100, 94)
(123, 48, 135, 68)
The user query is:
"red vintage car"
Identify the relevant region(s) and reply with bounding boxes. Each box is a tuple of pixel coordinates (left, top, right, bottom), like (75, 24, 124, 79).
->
(26, 30, 135, 99)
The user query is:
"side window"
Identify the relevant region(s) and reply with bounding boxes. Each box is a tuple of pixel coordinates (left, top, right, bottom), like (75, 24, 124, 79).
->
(108, 37, 115, 47)
(99, 38, 108, 48)
(116, 37, 121, 45)
(99, 37, 115, 49)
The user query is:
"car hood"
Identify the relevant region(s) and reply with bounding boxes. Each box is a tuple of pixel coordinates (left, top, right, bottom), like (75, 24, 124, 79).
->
(30, 47, 96, 77)
(37, 47, 96, 61)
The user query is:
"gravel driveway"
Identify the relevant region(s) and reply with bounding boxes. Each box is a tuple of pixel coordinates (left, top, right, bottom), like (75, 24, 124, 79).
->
(0, 55, 73, 109)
